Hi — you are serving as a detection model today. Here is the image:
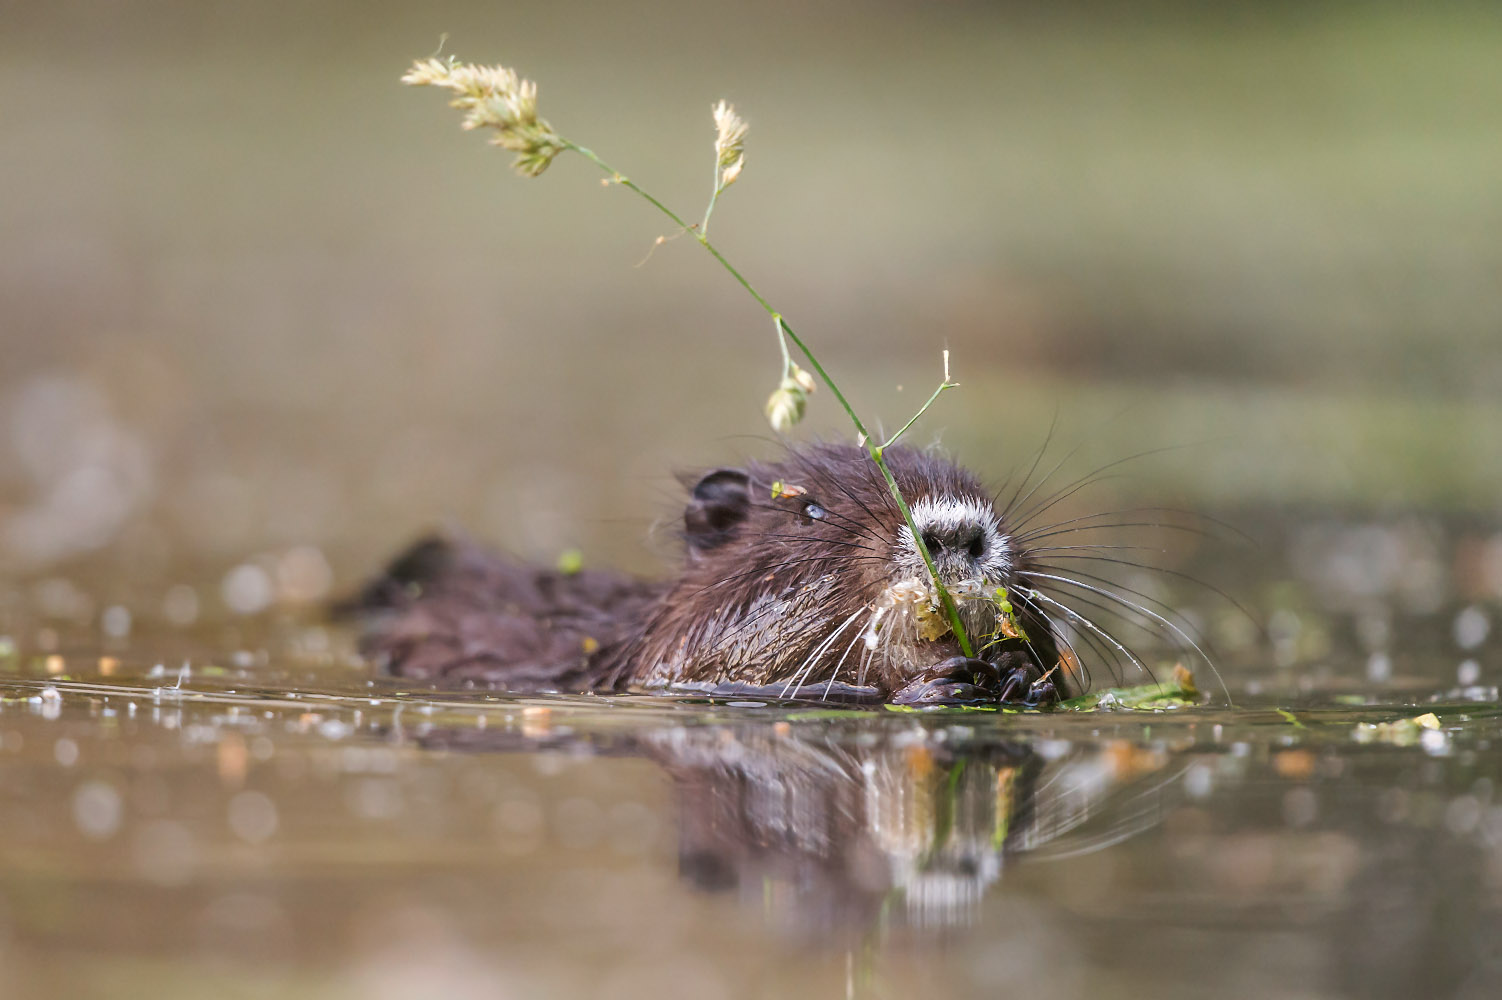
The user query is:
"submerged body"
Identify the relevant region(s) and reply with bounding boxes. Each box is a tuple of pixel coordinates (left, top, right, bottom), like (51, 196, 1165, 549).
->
(356, 444, 1078, 705)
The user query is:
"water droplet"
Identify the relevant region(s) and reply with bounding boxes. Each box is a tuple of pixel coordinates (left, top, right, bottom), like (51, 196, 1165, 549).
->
(227, 791, 278, 843)
(1282, 787, 1318, 828)
(72, 781, 122, 839)
(163, 584, 200, 626)
(101, 604, 131, 638)
(1183, 763, 1213, 800)
(276, 546, 333, 603)
(221, 564, 273, 616)
(132, 820, 197, 886)
(1445, 794, 1482, 835)
(1454, 606, 1490, 650)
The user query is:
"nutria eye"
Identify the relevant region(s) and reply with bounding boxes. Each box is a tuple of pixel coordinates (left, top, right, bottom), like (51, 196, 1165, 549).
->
(804, 502, 827, 521)
(967, 537, 986, 558)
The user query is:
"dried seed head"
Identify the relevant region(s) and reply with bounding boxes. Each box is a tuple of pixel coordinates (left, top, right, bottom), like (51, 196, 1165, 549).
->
(400, 58, 454, 87)
(789, 363, 816, 395)
(402, 55, 565, 177)
(712, 100, 748, 189)
(765, 375, 808, 432)
(763, 361, 815, 432)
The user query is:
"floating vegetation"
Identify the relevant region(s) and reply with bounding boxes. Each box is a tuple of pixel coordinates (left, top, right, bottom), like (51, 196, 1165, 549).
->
(1056, 664, 1202, 712)
(1352, 711, 1445, 748)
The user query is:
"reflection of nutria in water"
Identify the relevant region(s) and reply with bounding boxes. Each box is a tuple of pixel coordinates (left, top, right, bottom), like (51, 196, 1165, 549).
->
(657, 730, 1050, 930)
(411, 719, 1172, 932)
(354, 443, 1191, 705)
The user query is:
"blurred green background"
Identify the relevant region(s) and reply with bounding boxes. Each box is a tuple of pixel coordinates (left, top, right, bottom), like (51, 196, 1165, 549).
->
(2, 0, 1499, 599)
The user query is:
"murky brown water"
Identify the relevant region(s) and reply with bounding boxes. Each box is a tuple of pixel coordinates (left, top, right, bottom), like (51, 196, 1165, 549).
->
(4, 3, 1501, 996)
(1, 543, 1499, 1000)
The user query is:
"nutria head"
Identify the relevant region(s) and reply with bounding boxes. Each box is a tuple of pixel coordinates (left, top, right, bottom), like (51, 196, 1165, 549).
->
(635, 443, 1064, 699)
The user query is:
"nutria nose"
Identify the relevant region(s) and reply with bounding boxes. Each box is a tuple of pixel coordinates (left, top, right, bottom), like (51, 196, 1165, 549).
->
(920, 523, 988, 560)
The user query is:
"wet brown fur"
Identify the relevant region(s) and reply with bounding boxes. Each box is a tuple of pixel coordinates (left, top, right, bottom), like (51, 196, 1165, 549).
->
(354, 444, 1063, 700)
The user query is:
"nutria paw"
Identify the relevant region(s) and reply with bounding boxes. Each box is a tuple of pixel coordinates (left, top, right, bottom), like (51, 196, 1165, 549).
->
(892, 657, 1059, 707)
(1022, 676, 1058, 706)
(892, 657, 1002, 706)
(997, 659, 1060, 707)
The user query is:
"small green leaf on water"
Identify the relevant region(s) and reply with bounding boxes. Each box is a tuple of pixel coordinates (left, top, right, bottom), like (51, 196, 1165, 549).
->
(1057, 665, 1201, 711)
(556, 548, 584, 575)
(1276, 708, 1305, 729)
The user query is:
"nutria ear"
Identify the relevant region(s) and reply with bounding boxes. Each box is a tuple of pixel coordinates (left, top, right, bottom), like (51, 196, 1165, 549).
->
(684, 468, 751, 553)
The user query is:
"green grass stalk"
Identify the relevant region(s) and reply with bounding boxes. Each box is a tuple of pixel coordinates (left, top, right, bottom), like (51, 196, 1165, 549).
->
(409, 58, 974, 657)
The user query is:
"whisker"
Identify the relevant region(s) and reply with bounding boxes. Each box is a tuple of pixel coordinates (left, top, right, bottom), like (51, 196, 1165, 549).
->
(1025, 543, 1163, 555)
(1012, 588, 1122, 687)
(1025, 572, 1231, 704)
(735, 531, 877, 553)
(823, 613, 873, 701)
(789, 449, 889, 531)
(704, 593, 814, 655)
(743, 500, 882, 542)
(692, 555, 884, 655)
(1027, 564, 1212, 648)
(995, 409, 1059, 514)
(1023, 569, 1237, 695)
(1025, 585, 1171, 653)
(1017, 507, 1257, 546)
(1012, 622, 1057, 680)
(740, 497, 878, 539)
(1028, 555, 1266, 638)
(1003, 443, 1084, 527)
(1029, 598, 1100, 691)
(1010, 444, 1201, 532)
(1020, 588, 1156, 685)
(781, 608, 864, 698)
(1011, 472, 1128, 532)
(1017, 519, 1225, 546)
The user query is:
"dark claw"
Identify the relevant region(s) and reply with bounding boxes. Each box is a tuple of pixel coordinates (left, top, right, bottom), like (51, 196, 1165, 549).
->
(891, 656, 1000, 706)
(993, 655, 1063, 707)
(998, 670, 1028, 702)
(1026, 679, 1058, 706)
(891, 655, 1062, 708)
(927, 656, 1001, 686)
(892, 680, 988, 706)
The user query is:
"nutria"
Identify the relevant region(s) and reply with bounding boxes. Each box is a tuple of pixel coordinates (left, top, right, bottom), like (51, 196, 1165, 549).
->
(353, 443, 1109, 706)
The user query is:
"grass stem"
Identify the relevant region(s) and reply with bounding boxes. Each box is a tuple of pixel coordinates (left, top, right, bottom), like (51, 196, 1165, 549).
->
(543, 132, 972, 652)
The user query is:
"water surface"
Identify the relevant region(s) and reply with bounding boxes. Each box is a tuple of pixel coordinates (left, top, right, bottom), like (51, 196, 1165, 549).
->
(1, 583, 1498, 999)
